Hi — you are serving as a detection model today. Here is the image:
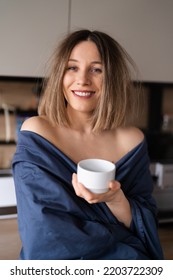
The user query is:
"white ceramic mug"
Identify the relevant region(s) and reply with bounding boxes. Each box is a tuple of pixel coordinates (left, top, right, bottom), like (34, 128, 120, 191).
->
(77, 159, 116, 194)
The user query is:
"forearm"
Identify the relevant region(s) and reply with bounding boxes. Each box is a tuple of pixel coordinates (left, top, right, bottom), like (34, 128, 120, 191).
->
(106, 195, 132, 228)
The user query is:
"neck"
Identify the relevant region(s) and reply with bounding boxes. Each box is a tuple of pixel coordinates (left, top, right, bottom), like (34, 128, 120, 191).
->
(66, 106, 94, 134)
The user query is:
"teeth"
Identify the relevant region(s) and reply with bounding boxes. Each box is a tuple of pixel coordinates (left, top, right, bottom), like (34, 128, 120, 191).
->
(73, 91, 94, 96)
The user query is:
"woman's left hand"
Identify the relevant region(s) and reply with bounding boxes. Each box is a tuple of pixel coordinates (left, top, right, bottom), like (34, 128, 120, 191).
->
(72, 173, 132, 228)
(72, 173, 122, 204)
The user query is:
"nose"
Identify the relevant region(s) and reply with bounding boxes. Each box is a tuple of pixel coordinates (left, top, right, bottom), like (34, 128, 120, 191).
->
(77, 70, 91, 86)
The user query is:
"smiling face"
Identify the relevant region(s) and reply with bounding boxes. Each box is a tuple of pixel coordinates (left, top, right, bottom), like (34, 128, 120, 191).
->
(63, 40, 103, 117)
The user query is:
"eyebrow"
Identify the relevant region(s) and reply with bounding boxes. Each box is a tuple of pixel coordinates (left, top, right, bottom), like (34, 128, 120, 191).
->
(68, 59, 102, 64)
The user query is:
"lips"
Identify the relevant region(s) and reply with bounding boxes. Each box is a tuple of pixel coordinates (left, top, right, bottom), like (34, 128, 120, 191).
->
(72, 90, 95, 97)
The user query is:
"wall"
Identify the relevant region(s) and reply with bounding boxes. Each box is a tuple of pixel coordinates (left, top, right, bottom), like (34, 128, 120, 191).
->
(0, 0, 69, 77)
(0, 0, 173, 82)
(70, 0, 173, 83)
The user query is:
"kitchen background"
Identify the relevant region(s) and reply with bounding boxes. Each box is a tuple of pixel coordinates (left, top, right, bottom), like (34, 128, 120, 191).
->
(0, 0, 173, 259)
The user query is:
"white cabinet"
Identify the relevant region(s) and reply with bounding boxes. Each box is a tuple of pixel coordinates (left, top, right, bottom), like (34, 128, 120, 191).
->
(0, 0, 172, 81)
(0, 0, 69, 77)
(0, 176, 16, 207)
(70, 0, 173, 83)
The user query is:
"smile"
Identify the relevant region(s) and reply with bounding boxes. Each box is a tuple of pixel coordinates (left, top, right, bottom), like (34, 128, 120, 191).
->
(72, 91, 95, 97)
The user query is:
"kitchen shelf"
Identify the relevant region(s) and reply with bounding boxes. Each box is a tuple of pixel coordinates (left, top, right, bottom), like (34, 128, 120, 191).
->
(0, 206, 17, 216)
(0, 141, 16, 145)
(0, 169, 13, 176)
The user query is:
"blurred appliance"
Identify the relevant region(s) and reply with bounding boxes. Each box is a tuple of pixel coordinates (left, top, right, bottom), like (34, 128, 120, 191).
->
(155, 163, 173, 189)
(145, 131, 173, 223)
(150, 162, 173, 223)
(162, 114, 173, 133)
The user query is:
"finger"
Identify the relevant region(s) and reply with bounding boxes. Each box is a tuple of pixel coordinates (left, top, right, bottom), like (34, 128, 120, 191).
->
(75, 179, 103, 203)
(72, 173, 77, 184)
(72, 174, 119, 204)
(72, 173, 91, 199)
(109, 180, 121, 190)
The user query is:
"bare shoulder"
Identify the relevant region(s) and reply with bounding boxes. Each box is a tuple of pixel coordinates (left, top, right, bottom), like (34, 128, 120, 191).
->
(21, 115, 52, 136)
(116, 126, 144, 153)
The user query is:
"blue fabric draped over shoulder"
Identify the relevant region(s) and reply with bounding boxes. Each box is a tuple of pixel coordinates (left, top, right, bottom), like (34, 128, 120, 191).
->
(12, 130, 163, 260)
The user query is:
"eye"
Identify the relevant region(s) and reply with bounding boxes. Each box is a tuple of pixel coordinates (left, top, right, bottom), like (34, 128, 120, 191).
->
(90, 67, 102, 74)
(66, 66, 78, 71)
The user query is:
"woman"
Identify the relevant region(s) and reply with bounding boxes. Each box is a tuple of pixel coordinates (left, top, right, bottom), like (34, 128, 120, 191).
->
(12, 30, 163, 260)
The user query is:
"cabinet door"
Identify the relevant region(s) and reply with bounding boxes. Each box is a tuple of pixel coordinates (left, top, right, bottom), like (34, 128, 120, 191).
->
(70, 0, 173, 83)
(0, 0, 69, 77)
(0, 177, 16, 207)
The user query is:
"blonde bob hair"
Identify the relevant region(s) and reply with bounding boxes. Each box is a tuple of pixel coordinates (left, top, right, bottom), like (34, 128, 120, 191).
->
(38, 29, 140, 132)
